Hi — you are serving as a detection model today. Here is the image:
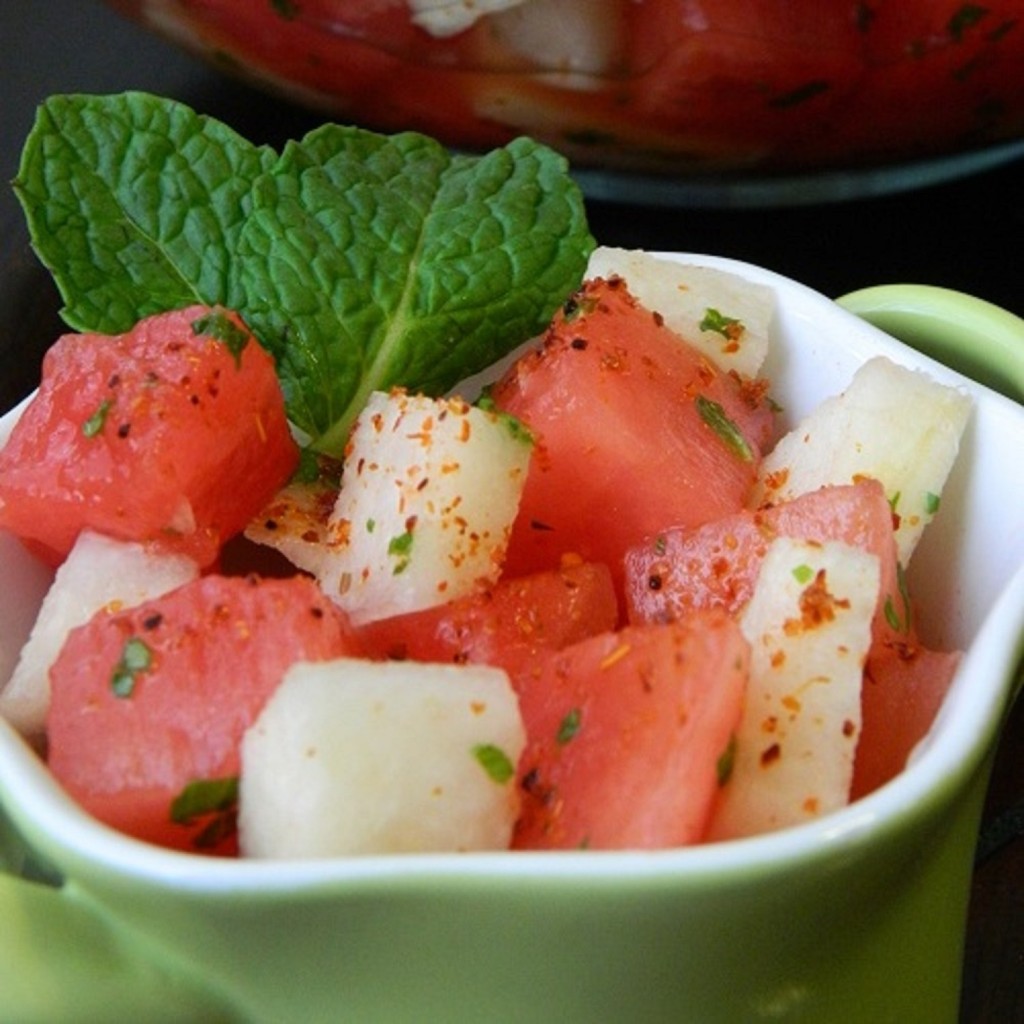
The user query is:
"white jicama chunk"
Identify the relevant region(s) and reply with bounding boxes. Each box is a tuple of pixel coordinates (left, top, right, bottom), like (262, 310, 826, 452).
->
(244, 475, 339, 577)
(409, 0, 530, 37)
(585, 246, 774, 378)
(757, 356, 971, 566)
(313, 390, 532, 625)
(239, 658, 525, 858)
(707, 537, 879, 841)
(0, 530, 199, 740)
(485, 0, 626, 76)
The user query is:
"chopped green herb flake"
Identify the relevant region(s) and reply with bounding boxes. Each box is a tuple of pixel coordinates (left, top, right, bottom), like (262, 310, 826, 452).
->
(924, 491, 941, 515)
(556, 707, 582, 746)
(792, 563, 815, 585)
(171, 776, 239, 822)
(170, 776, 240, 849)
(110, 637, 152, 698)
(699, 307, 743, 340)
(477, 395, 533, 445)
(717, 734, 737, 787)
(472, 744, 515, 784)
(366, 518, 376, 533)
(499, 411, 533, 446)
(82, 399, 112, 438)
(888, 490, 901, 513)
(695, 395, 754, 462)
(191, 310, 250, 367)
(883, 596, 902, 633)
(388, 530, 414, 574)
(896, 561, 913, 634)
(883, 562, 913, 635)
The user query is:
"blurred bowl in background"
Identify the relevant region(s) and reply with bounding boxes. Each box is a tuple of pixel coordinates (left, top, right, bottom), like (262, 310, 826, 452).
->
(104, 0, 1024, 196)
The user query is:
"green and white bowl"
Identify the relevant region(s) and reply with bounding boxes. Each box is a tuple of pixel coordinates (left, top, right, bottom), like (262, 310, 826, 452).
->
(1, 255, 1022, 1023)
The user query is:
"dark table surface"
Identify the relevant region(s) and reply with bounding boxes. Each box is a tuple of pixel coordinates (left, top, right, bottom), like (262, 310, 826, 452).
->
(2, 2, 1022, 1020)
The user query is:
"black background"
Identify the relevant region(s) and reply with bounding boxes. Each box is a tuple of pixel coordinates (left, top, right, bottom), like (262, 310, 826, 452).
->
(1, 2, 1022, 1019)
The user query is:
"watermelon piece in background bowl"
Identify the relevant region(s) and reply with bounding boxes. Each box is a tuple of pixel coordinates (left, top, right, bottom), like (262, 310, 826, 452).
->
(0, 254, 1022, 1023)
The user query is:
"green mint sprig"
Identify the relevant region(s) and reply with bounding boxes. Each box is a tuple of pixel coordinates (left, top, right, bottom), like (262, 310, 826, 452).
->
(14, 92, 594, 456)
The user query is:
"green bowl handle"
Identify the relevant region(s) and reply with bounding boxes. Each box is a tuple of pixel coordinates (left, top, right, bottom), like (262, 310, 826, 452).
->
(0, 869, 230, 1020)
(836, 284, 1024, 404)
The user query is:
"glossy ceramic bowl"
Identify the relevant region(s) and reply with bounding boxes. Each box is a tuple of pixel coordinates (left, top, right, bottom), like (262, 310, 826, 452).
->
(103, 0, 1024, 189)
(1, 256, 1023, 1022)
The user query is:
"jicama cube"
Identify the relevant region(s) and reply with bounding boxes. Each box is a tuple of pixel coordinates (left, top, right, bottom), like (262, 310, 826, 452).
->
(756, 356, 971, 565)
(311, 390, 532, 625)
(244, 473, 340, 578)
(707, 536, 880, 840)
(409, 0, 529, 36)
(585, 247, 774, 379)
(484, 0, 627, 76)
(239, 658, 525, 857)
(0, 530, 198, 740)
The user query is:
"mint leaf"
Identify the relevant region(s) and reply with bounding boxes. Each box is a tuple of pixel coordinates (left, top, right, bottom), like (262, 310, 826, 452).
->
(14, 92, 276, 332)
(15, 93, 594, 457)
(240, 126, 593, 453)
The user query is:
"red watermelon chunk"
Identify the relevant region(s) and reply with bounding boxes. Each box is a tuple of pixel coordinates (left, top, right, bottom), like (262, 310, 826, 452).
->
(46, 573, 360, 853)
(512, 610, 749, 850)
(624, 479, 908, 647)
(490, 276, 774, 594)
(356, 560, 620, 679)
(0, 306, 298, 567)
(852, 641, 961, 800)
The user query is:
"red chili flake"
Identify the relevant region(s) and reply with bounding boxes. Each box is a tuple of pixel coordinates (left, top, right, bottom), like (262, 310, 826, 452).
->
(784, 569, 850, 635)
(710, 555, 731, 580)
(600, 348, 626, 371)
(762, 468, 790, 493)
(738, 375, 772, 409)
(760, 743, 781, 766)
